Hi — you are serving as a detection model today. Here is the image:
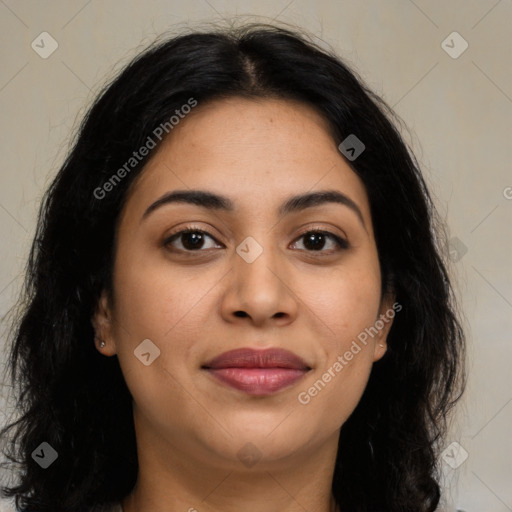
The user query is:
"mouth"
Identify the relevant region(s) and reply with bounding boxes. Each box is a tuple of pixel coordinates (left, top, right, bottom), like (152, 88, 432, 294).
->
(201, 347, 312, 396)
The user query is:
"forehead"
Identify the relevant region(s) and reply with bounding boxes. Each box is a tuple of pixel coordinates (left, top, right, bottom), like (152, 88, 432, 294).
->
(158, 96, 337, 166)
(123, 97, 372, 224)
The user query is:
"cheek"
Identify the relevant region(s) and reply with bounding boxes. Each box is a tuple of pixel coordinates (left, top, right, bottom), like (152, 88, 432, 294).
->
(110, 247, 224, 399)
(297, 356, 374, 437)
(111, 243, 207, 340)
(110, 256, 205, 427)
(302, 256, 382, 345)
(293, 258, 381, 428)
(296, 286, 379, 435)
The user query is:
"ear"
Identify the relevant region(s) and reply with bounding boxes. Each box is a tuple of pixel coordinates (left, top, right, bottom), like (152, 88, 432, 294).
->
(372, 293, 399, 362)
(91, 289, 117, 356)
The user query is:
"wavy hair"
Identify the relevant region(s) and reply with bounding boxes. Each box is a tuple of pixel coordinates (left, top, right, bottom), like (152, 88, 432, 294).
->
(0, 22, 465, 512)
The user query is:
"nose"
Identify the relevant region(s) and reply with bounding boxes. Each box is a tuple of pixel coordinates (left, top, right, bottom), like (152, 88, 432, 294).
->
(219, 238, 299, 328)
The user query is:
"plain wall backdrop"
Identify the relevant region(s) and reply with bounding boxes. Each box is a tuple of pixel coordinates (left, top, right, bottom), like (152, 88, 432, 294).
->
(0, 1, 511, 511)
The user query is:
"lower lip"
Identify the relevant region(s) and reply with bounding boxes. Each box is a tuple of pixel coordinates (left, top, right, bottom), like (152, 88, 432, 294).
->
(204, 368, 309, 395)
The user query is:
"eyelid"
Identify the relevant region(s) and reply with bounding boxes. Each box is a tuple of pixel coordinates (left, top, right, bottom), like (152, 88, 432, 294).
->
(163, 224, 349, 252)
(163, 224, 221, 246)
(294, 225, 347, 242)
(291, 226, 349, 251)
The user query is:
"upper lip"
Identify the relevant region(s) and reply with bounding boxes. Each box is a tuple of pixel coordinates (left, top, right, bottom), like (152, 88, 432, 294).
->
(202, 348, 311, 370)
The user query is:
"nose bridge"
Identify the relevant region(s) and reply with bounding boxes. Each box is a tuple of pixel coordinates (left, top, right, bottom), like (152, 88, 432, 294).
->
(225, 231, 295, 323)
(234, 233, 280, 292)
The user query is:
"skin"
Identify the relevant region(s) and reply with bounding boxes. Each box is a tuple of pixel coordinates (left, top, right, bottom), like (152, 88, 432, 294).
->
(92, 97, 395, 512)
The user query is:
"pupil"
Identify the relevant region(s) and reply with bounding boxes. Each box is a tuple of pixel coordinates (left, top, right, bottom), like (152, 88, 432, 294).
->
(305, 233, 325, 251)
(183, 232, 204, 250)
(180, 232, 326, 251)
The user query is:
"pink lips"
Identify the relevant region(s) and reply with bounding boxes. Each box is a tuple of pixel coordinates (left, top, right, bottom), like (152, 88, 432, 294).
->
(202, 348, 311, 396)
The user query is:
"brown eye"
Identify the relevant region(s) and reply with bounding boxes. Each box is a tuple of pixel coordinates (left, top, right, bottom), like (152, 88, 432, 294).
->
(291, 230, 348, 253)
(164, 228, 223, 252)
(163, 227, 348, 255)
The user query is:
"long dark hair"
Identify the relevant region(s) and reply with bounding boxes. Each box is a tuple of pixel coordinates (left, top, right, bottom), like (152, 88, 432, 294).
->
(0, 22, 465, 512)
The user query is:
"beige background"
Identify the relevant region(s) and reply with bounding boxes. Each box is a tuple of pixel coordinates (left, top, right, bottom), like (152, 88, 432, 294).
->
(0, 1, 511, 511)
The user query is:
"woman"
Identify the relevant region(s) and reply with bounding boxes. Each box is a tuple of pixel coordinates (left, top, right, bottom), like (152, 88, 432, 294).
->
(0, 22, 465, 512)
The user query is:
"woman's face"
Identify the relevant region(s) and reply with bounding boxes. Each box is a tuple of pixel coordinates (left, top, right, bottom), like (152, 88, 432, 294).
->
(94, 97, 394, 470)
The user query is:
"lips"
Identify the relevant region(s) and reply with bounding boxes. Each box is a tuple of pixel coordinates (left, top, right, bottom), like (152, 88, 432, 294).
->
(203, 347, 311, 370)
(202, 348, 311, 396)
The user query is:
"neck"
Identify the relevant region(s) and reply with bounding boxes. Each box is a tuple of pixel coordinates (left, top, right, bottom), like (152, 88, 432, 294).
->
(122, 478, 339, 512)
(121, 414, 341, 512)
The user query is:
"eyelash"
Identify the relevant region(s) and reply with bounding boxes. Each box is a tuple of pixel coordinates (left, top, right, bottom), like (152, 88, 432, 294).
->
(163, 225, 349, 255)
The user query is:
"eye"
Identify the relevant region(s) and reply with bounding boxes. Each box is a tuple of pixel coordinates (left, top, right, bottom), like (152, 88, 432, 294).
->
(163, 226, 349, 254)
(290, 229, 348, 253)
(164, 227, 223, 252)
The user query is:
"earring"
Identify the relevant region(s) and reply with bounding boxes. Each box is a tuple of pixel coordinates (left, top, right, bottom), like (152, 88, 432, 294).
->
(378, 343, 384, 348)
(100, 341, 106, 348)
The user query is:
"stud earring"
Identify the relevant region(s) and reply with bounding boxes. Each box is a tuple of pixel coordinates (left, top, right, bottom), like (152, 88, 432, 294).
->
(100, 341, 106, 348)
(378, 343, 384, 348)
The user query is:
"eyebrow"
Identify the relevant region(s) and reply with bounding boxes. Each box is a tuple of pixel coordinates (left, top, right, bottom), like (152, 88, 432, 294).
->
(141, 189, 366, 229)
